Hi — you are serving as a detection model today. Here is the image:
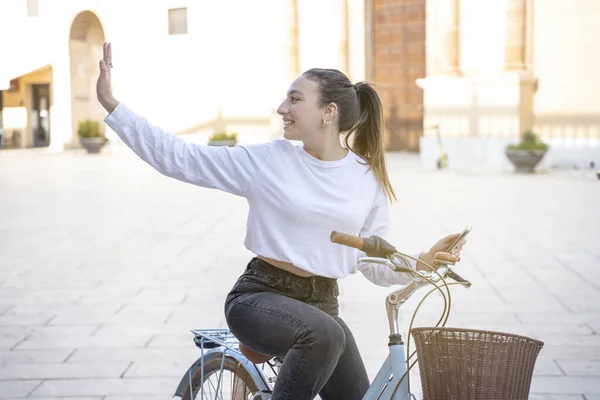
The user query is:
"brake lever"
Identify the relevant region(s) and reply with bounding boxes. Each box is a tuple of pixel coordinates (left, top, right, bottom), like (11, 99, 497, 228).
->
(447, 269, 471, 288)
(358, 257, 414, 274)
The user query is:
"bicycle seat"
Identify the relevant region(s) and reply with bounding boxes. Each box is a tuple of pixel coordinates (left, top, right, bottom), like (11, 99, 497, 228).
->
(239, 343, 272, 364)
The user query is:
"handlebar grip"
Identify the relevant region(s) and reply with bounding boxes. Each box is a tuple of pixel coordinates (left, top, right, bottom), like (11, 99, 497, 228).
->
(330, 231, 365, 251)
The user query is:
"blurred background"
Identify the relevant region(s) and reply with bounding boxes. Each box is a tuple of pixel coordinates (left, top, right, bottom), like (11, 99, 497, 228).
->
(1, 0, 598, 171)
(1, 1, 599, 399)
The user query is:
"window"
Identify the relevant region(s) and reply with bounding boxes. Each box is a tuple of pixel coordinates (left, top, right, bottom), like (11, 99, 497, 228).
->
(168, 7, 188, 35)
(27, 0, 39, 17)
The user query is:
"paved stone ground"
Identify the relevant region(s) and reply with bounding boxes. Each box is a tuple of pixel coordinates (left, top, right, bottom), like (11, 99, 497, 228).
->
(1, 146, 599, 399)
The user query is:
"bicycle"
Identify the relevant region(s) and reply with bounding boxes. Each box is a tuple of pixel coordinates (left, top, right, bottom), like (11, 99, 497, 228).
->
(172, 231, 479, 400)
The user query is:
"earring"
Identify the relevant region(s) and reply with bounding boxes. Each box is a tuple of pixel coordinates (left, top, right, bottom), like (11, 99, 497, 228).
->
(322, 119, 327, 127)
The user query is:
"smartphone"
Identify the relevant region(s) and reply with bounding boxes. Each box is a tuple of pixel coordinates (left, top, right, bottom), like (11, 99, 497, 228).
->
(444, 225, 472, 254)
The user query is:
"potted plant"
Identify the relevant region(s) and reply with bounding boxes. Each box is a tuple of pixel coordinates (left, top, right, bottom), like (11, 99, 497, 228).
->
(78, 120, 107, 154)
(208, 132, 238, 147)
(505, 131, 549, 173)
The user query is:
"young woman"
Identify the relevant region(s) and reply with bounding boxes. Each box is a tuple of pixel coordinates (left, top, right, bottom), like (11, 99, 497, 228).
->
(97, 42, 466, 400)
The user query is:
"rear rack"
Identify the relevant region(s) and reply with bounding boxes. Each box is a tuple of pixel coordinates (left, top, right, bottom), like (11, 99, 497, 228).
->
(191, 329, 241, 353)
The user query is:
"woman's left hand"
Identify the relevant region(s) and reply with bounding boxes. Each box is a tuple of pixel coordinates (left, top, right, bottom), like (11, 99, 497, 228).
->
(417, 233, 467, 270)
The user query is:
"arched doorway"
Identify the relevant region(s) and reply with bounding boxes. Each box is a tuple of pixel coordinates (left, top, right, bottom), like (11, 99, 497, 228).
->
(69, 11, 105, 147)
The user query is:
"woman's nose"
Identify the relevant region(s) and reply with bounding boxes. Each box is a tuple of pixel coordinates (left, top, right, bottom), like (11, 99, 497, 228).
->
(277, 102, 287, 115)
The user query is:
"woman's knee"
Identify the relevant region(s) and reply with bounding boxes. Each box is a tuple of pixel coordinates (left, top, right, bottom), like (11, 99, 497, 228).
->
(297, 315, 346, 356)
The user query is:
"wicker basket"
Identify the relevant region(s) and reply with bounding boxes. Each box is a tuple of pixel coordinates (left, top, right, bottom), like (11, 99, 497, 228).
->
(411, 327, 544, 400)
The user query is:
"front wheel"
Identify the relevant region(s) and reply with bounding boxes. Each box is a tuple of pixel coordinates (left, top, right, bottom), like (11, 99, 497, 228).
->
(181, 355, 262, 400)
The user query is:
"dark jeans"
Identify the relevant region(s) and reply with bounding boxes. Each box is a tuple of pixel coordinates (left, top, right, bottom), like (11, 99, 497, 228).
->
(224, 257, 370, 400)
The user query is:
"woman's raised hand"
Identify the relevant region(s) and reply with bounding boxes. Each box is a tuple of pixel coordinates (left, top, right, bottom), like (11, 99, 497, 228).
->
(96, 42, 118, 113)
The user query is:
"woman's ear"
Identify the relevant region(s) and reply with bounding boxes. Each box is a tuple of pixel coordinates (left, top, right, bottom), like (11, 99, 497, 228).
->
(323, 103, 338, 123)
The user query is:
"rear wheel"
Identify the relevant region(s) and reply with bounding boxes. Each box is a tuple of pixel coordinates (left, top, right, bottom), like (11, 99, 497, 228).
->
(181, 355, 262, 400)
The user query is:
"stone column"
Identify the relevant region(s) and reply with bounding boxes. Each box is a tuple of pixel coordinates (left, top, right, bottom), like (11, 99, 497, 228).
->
(439, 0, 460, 75)
(504, 0, 527, 70)
(290, 0, 301, 77)
(342, 0, 350, 77)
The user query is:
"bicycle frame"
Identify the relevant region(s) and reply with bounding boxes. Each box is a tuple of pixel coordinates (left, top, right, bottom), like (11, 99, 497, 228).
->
(361, 256, 428, 400)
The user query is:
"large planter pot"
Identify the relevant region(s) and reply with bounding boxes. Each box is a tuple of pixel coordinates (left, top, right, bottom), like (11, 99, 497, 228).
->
(505, 149, 547, 173)
(208, 139, 237, 147)
(80, 137, 107, 154)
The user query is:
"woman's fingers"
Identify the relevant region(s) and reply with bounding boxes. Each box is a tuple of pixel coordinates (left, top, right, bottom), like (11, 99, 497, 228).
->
(102, 42, 112, 68)
(97, 43, 113, 100)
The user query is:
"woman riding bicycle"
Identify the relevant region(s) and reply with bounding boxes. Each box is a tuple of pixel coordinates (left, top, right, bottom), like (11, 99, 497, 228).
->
(96, 42, 466, 400)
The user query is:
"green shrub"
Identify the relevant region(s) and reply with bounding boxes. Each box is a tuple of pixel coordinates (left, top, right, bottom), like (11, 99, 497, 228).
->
(209, 132, 237, 141)
(506, 131, 548, 151)
(77, 120, 104, 139)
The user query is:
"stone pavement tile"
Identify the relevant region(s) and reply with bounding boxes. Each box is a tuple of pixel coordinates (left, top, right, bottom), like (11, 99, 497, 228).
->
(451, 311, 521, 325)
(0, 380, 42, 397)
(163, 310, 224, 326)
(0, 290, 81, 306)
(585, 396, 600, 400)
(126, 289, 187, 304)
(8, 304, 122, 316)
(0, 305, 13, 315)
(0, 326, 31, 339)
(67, 348, 196, 364)
(455, 300, 560, 313)
(561, 296, 600, 313)
(546, 284, 600, 299)
(123, 361, 188, 378)
(14, 333, 153, 350)
(0, 349, 73, 365)
(30, 377, 176, 397)
(116, 304, 196, 316)
(93, 323, 194, 337)
(2, 396, 104, 400)
(6, 397, 102, 400)
(517, 312, 600, 325)
(29, 325, 101, 337)
(104, 397, 167, 400)
(534, 360, 566, 376)
(463, 322, 594, 338)
(0, 337, 21, 350)
(49, 310, 170, 325)
(530, 377, 600, 393)
(0, 314, 55, 326)
(146, 333, 210, 348)
(585, 320, 600, 333)
(540, 335, 600, 346)
(73, 289, 143, 305)
(1, 275, 102, 289)
(0, 362, 130, 379)
(557, 360, 600, 376)
(538, 345, 600, 361)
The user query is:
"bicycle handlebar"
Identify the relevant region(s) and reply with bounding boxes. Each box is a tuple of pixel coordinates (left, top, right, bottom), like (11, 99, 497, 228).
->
(330, 231, 470, 286)
(330, 231, 397, 258)
(330, 231, 364, 251)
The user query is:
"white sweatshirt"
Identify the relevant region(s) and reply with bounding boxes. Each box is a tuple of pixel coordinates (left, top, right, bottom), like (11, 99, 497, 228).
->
(105, 103, 419, 286)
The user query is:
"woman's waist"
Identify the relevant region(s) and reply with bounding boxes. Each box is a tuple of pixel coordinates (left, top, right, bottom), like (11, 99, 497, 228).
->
(257, 255, 316, 278)
(248, 256, 339, 300)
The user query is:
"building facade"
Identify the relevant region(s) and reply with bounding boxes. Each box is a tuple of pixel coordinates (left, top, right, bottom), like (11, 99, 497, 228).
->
(419, 0, 600, 170)
(1, 0, 598, 171)
(0, 0, 367, 151)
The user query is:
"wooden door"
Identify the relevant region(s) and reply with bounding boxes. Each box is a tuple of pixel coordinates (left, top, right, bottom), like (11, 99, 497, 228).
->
(367, 0, 426, 151)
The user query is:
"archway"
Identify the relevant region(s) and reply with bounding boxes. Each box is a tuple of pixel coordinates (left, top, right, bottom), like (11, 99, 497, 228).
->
(69, 11, 105, 147)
